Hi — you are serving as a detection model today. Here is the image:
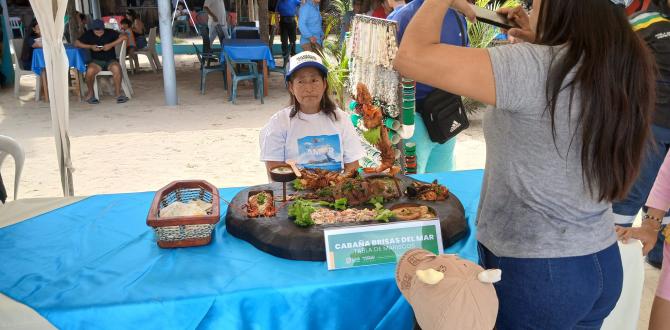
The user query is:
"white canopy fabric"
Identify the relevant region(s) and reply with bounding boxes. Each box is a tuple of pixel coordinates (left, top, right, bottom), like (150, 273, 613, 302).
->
(29, 0, 74, 196)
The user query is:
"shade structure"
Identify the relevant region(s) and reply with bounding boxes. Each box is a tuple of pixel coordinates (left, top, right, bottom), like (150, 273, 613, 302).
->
(29, 0, 74, 196)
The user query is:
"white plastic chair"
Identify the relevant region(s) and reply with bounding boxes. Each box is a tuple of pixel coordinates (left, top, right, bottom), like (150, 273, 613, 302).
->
(0, 135, 25, 201)
(134, 27, 161, 72)
(10, 39, 41, 101)
(93, 40, 133, 99)
(9, 17, 23, 38)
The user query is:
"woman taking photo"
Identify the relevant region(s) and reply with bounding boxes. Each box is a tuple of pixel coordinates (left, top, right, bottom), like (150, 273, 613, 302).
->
(260, 52, 364, 176)
(394, 0, 655, 328)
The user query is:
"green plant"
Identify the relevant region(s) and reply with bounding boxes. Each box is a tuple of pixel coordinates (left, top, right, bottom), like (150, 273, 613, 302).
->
(328, 0, 352, 41)
(330, 0, 351, 18)
(315, 18, 350, 109)
(467, 0, 521, 49)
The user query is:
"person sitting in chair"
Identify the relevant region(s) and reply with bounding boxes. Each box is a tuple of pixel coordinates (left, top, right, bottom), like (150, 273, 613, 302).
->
(75, 19, 129, 104)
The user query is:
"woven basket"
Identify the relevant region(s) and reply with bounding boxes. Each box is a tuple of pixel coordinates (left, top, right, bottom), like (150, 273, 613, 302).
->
(146, 180, 220, 248)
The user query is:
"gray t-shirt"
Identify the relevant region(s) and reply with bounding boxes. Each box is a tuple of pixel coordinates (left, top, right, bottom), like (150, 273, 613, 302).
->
(478, 42, 616, 258)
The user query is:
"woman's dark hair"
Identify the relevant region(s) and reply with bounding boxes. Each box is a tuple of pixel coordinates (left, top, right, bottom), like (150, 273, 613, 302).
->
(536, 0, 656, 202)
(288, 69, 338, 120)
(121, 18, 132, 26)
(20, 19, 39, 64)
(126, 9, 138, 21)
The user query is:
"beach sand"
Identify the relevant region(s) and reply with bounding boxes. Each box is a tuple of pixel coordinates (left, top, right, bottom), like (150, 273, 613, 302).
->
(0, 55, 658, 329)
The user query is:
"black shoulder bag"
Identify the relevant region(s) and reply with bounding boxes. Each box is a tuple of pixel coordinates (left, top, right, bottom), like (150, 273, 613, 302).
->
(415, 13, 469, 144)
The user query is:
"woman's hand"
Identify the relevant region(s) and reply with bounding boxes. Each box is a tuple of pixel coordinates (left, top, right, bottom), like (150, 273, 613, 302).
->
(616, 225, 659, 256)
(497, 6, 535, 43)
(448, 0, 476, 22)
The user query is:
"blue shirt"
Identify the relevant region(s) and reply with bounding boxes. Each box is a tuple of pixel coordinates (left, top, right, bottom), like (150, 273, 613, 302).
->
(277, 0, 301, 17)
(298, 0, 323, 45)
(386, 4, 405, 19)
(388, 0, 468, 99)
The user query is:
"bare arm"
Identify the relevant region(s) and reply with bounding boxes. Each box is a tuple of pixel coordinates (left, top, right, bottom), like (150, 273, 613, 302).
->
(393, 0, 496, 106)
(103, 33, 128, 51)
(74, 39, 95, 50)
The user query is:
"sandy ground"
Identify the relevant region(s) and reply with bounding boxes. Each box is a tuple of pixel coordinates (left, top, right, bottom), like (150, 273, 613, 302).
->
(0, 55, 661, 329)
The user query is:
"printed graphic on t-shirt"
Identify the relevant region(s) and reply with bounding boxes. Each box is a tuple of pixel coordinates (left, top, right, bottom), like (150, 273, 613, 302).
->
(297, 134, 342, 171)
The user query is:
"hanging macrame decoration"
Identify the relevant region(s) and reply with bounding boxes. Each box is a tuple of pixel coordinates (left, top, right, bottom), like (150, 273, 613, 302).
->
(346, 15, 416, 172)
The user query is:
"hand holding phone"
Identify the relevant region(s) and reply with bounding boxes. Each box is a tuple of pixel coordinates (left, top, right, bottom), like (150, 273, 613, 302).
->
(496, 6, 536, 43)
(468, 4, 518, 30)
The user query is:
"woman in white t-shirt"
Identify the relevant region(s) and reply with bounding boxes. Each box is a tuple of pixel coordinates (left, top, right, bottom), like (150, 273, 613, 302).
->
(260, 52, 365, 176)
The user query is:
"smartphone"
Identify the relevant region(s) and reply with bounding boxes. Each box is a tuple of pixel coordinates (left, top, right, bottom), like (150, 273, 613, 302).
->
(469, 4, 518, 30)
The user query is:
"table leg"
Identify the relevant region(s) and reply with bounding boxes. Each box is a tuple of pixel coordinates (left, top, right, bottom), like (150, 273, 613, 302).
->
(226, 66, 232, 99)
(77, 71, 82, 101)
(262, 60, 268, 97)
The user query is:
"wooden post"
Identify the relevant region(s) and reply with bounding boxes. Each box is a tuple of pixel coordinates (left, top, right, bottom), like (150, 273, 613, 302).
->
(258, 0, 269, 43)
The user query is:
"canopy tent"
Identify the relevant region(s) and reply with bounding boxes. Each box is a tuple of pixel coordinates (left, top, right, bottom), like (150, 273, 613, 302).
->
(29, 0, 74, 197)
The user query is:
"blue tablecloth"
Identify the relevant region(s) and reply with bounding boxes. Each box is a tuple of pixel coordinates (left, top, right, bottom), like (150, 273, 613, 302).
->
(0, 170, 483, 330)
(31, 46, 88, 75)
(221, 39, 276, 69)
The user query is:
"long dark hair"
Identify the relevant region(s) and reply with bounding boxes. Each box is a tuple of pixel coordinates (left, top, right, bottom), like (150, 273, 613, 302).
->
(126, 9, 138, 21)
(536, 0, 656, 202)
(288, 70, 338, 120)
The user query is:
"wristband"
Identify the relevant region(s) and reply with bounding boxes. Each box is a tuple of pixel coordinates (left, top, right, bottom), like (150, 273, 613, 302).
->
(642, 214, 662, 232)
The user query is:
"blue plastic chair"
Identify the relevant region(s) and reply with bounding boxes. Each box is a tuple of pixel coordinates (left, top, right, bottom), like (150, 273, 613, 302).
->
(222, 51, 263, 104)
(193, 43, 227, 94)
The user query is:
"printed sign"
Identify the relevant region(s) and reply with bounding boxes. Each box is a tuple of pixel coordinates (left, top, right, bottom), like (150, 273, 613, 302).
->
(324, 220, 443, 270)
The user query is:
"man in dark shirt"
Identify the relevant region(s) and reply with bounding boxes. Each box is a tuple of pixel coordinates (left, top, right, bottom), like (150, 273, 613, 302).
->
(277, 0, 301, 58)
(74, 19, 128, 104)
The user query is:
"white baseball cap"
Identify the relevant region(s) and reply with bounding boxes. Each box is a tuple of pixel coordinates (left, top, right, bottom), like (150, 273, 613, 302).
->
(285, 51, 328, 81)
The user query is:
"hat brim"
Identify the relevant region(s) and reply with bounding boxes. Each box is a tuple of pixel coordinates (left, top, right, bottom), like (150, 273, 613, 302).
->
(285, 62, 328, 81)
(395, 249, 438, 300)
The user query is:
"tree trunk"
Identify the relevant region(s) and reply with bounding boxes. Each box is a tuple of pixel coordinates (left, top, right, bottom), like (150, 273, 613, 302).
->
(66, 0, 82, 43)
(257, 0, 269, 43)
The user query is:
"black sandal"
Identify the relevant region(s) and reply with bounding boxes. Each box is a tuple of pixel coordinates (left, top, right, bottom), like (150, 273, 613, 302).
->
(116, 95, 129, 104)
(86, 97, 100, 104)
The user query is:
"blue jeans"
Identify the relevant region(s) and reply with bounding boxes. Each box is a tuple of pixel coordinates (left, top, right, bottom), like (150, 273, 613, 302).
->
(407, 115, 456, 174)
(612, 125, 670, 264)
(479, 243, 623, 330)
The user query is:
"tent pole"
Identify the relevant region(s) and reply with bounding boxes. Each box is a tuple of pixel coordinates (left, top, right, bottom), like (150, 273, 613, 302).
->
(90, 0, 101, 19)
(158, 0, 178, 106)
(1, 0, 11, 42)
